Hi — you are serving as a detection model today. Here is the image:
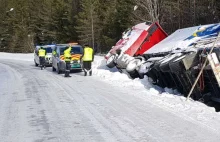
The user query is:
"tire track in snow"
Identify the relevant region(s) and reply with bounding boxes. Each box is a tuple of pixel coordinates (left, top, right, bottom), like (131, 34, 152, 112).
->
(1, 60, 220, 142)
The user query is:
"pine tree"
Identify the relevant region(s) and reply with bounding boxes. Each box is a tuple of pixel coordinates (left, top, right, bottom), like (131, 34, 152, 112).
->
(51, 0, 77, 43)
(75, 0, 100, 49)
(99, 0, 134, 52)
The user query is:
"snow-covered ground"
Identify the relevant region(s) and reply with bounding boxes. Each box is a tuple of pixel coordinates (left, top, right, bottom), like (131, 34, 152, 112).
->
(1, 52, 220, 141)
(1, 52, 220, 119)
(0, 52, 33, 61)
(93, 56, 220, 131)
(1, 52, 219, 124)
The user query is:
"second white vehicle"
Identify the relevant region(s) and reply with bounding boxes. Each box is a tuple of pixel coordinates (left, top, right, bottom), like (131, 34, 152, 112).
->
(34, 45, 55, 67)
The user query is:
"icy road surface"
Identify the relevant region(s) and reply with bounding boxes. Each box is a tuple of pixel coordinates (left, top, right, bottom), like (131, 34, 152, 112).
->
(0, 53, 220, 142)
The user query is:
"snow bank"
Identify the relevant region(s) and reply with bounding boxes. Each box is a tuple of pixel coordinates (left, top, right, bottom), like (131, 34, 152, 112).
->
(93, 56, 220, 132)
(0, 52, 33, 61)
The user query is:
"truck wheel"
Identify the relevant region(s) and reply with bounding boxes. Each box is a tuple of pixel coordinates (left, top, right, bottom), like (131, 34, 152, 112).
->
(128, 70, 139, 79)
(126, 59, 140, 72)
(116, 66, 123, 73)
(34, 60, 38, 67)
(106, 55, 116, 68)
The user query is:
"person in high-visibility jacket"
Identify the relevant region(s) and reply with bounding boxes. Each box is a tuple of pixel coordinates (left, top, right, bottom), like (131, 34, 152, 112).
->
(38, 47, 47, 70)
(64, 46, 72, 77)
(81, 45, 94, 76)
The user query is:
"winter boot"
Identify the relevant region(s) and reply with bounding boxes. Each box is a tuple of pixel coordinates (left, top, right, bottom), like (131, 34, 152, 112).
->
(65, 70, 71, 77)
(89, 70, 92, 76)
(64, 73, 68, 77)
(84, 71, 87, 76)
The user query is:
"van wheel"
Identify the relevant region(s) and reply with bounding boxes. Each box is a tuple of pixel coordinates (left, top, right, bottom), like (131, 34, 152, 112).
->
(34, 60, 38, 67)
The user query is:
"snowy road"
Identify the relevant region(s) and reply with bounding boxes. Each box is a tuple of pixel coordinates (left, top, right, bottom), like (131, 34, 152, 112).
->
(1, 56, 220, 142)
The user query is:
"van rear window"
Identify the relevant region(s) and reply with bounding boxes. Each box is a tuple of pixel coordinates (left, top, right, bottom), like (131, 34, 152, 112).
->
(44, 47, 52, 53)
(60, 46, 83, 55)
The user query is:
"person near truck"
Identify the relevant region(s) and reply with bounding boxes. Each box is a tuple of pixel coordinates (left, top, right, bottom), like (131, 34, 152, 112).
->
(38, 47, 47, 70)
(81, 45, 94, 76)
(64, 46, 72, 77)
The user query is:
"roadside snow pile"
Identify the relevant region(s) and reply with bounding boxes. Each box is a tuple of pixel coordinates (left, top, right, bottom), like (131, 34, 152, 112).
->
(93, 56, 220, 132)
(0, 52, 33, 61)
(93, 56, 154, 90)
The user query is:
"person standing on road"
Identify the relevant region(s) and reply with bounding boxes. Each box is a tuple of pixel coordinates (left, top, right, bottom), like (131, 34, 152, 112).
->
(38, 47, 47, 70)
(64, 46, 72, 77)
(81, 45, 94, 76)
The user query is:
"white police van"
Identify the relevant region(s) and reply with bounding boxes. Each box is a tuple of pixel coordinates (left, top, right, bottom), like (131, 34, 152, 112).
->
(34, 45, 55, 66)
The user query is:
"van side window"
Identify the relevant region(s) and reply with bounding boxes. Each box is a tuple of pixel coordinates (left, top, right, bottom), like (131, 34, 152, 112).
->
(52, 47, 57, 56)
(56, 48, 60, 56)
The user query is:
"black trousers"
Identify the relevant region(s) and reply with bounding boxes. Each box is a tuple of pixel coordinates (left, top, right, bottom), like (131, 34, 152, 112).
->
(65, 61, 71, 77)
(83, 61, 92, 70)
(66, 61, 71, 71)
(39, 57, 45, 67)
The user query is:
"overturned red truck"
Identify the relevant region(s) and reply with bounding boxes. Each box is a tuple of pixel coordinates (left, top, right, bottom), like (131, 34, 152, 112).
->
(105, 21, 220, 105)
(105, 22, 167, 78)
(142, 23, 220, 104)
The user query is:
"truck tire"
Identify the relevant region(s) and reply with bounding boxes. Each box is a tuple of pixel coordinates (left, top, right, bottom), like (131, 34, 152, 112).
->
(128, 70, 139, 79)
(126, 59, 140, 72)
(106, 55, 116, 68)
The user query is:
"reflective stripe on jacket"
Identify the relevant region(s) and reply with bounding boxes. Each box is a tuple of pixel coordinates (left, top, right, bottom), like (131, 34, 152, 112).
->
(64, 47, 72, 61)
(39, 49, 46, 57)
(83, 47, 93, 61)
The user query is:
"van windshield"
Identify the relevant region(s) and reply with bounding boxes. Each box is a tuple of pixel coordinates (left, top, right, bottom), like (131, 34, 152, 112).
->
(60, 46, 83, 55)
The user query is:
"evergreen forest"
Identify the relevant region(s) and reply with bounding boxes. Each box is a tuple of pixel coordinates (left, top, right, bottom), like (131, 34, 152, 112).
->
(0, 0, 220, 53)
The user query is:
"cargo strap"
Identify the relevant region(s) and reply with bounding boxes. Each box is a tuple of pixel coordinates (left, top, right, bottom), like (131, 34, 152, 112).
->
(186, 32, 220, 101)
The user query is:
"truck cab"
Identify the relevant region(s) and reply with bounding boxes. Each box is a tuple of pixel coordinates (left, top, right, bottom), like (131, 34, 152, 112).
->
(105, 22, 167, 78)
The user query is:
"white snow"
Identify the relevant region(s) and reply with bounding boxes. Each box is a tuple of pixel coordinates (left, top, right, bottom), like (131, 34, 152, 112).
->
(0, 52, 33, 61)
(1, 52, 220, 133)
(132, 22, 150, 30)
(92, 55, 220, 132)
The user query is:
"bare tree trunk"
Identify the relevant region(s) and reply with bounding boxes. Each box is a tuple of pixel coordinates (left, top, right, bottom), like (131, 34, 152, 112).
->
(169, 5, 173, 32)
(193, 0, 196, 26)
(178, 0, 180, 28)
(134, 0, 164, 23)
